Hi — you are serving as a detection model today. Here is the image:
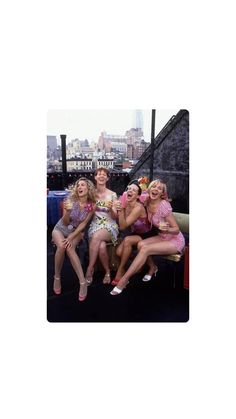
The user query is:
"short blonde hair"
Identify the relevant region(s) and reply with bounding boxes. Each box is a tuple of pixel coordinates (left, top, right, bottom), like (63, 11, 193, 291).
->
(148, 179, 168, 200)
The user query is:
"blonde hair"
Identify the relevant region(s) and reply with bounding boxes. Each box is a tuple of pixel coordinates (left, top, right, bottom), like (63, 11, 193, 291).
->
(70, 177, 96, 203)
(148, 179, 168, 200)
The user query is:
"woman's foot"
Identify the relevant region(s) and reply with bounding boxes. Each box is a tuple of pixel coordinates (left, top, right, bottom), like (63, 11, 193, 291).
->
(110, 279, 128, 295)
(142, 266, 158, 282)
(111, 277, 121, 285)
(103, 272, 111, 284)
(79, 282, 87, 302)
(53, 276, 61, 295)
(85, 268, 94, 285)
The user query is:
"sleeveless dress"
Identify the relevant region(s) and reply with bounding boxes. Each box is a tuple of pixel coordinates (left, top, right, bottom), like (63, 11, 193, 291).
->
(88, 199, 119, 245)
(54, 201, 93, 238)
(150, 200, 185, 253)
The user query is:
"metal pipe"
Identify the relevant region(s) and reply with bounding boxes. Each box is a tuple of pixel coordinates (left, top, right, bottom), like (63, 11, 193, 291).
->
(60, 134, 67, 189)
(149, 109, 156, 181)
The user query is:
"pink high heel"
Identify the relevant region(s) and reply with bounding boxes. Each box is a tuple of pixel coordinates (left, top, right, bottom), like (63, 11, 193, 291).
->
(53, 276, 61, 295)
(79, 282, 87, 302)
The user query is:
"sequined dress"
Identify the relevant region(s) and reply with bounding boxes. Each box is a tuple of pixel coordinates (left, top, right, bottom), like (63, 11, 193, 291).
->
(54, 201, 93, 238)
(88, 199, 119, 245)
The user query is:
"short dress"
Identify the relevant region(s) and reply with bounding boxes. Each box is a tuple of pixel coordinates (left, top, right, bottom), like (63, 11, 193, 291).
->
(130, 207, 158, 239)
(150, 200, 185, 253)
(54, 201, 93, 238)
(88, 199, 119, 245)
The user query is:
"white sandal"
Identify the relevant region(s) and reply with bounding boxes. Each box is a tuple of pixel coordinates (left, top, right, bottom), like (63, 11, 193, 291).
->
(142, 267, 158, 282)
(110, 286, 123, 296)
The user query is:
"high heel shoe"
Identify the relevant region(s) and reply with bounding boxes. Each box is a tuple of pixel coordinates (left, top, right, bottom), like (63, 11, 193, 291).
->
(142, 267, 158, 282)
(86, 269, 94, 286)
(79, 282, 87, 302)
(103, 272, 111, 284)
(110, 281, 128, 296)
(110, 286, 124, 296)
(53, 276, 61, 295)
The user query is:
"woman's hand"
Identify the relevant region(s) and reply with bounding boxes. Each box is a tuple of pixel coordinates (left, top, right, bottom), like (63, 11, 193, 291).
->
(106, 200, 113, 210)
(114, 200, 122, 211)
(158, 221, 170, 232)
(62, 235, 73, 249)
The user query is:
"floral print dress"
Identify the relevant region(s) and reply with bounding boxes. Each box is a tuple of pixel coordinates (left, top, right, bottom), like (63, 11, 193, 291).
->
(88, 199, 119, 245)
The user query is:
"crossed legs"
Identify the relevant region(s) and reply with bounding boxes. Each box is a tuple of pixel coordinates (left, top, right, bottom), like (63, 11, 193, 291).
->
(114, 236, 178, 291)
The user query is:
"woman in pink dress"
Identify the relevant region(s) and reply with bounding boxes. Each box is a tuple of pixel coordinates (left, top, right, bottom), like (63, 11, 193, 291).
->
(110, 179, 185, 295)
(111, 180, 157, 285)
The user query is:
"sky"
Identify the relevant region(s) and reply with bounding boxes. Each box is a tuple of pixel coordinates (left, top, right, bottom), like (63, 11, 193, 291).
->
(47, 109, 179, 144)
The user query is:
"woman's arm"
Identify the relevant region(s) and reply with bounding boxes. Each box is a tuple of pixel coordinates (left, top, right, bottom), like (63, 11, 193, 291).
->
(63, 210, 95, 249)
(68, 211, 94, 241)
(107, 193, 118, 220)
(61, 208, 71, 225)
(161, 213, 180, 235)
(118, 205, 143, 230)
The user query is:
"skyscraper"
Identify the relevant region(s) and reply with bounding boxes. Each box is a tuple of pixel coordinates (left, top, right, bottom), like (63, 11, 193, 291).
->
(132, 110, 143, 130)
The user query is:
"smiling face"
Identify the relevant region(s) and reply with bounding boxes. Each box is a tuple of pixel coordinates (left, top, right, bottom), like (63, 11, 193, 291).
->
(126, 184, 140, 202)
(148, 181, 165, 201)
(95, 169, 109, 185)
(76, 180, 89, 197)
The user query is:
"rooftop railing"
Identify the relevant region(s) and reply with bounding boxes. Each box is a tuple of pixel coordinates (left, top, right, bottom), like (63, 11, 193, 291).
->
(47, 171, 130, 196)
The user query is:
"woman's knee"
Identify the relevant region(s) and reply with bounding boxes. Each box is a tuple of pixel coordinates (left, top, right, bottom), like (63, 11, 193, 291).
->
(123, 236, 133, 247)
(99, 241, 107, 251)
(56, 243, 66, 253)
(137, 241, 144, 251)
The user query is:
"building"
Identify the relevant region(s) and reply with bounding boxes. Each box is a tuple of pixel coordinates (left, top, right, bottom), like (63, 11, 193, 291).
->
(66, 157, 93, 171)
(96, 158, 114, 170)
(47, 135, 57, 151)
(132, 109, 144, 131)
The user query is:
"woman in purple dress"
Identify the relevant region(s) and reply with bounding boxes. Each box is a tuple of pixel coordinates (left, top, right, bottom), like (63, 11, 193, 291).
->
(52, 178, 96, 301)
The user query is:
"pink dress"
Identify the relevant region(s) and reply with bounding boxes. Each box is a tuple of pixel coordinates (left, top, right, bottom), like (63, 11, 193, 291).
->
(149, 200, 185, 253)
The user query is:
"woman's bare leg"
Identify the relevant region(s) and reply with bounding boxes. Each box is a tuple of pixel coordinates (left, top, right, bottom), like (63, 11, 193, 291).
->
(98, 241, 111, 283)
(86, 229, 112, 282)
(137, 241, 158, 276)
(115, 235, 142, 279)
(116, 238, 178, 290)
(52, 229, 66, 292)
(66, 235, 87, 299)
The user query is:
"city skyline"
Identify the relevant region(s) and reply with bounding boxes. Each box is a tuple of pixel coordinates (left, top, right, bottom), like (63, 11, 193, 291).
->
(47, 109, 179, 144)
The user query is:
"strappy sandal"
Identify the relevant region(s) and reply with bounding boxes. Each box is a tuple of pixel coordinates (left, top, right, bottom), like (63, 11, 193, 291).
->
(79, 282, 87, 302)
(85, 269, 94, 286)
(53, 276, 61, 295)
(103, 272, 111, 284)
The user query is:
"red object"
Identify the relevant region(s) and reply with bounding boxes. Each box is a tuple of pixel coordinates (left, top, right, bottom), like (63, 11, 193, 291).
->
(184, 245, 189, 289)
